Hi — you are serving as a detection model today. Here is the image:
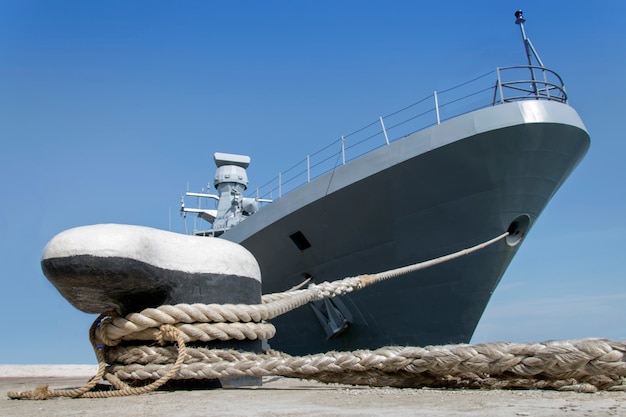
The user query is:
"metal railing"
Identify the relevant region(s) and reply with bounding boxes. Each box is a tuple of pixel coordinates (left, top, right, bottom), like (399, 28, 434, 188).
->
(494, 66, 567, 104)
(249, 66, 567, 202)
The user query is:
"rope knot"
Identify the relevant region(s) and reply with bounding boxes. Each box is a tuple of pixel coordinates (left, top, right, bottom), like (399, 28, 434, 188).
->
(157, 324, 179, 345)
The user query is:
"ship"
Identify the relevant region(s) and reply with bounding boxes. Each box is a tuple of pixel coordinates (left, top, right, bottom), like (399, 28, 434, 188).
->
(180, 11, 590, 356)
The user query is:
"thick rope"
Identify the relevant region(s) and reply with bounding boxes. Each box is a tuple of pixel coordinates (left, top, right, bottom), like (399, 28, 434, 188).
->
(101, 322, 276, 343)
(102, 340, 626, 392)
(14, 232, 624, 398)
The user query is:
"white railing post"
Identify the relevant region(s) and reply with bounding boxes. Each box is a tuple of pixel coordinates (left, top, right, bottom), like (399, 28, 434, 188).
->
(434, 91, 441, 125)
(379, 116, 390, 145)
(278, 172, 282, 198)
(307, 154, 310, 183)
(341, 136, 346, 165)
(542, 68, 550, 100)
(496, 67, 504, 104)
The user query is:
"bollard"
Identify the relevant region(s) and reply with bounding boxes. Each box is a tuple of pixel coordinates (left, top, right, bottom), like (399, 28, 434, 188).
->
(41, 223, 263, 388)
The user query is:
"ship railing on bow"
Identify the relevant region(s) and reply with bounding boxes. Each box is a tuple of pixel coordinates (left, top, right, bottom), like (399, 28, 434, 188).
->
(249, 65, 568, 203)
(494, 65, 567, 105)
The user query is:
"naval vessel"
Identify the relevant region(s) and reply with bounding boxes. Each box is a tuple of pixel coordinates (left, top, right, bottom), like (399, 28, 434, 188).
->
(181, 11, 590, 355)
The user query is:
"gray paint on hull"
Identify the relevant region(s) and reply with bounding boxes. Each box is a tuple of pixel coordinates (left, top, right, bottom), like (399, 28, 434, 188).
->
(221, 100, 590, 354)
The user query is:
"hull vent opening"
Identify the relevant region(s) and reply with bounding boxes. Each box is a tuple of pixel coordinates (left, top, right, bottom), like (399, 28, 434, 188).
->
(290, 231, 312, 251)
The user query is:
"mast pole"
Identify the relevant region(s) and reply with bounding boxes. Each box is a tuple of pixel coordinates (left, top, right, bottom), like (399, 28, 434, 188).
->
(515, 10, 539, 97)
(515, 10, 533, 67)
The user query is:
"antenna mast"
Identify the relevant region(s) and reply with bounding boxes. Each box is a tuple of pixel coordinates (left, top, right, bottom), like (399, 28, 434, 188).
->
(515, 10, 545, 97)
(514, 10, 544, 67)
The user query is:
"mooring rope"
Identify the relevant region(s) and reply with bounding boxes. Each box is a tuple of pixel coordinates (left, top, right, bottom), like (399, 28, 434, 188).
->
(9, 231, 625, 399)
(103, 339, 626, 393)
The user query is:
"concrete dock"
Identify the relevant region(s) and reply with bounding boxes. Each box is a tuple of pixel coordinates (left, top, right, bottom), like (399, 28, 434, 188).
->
(1, 366, 624, 416)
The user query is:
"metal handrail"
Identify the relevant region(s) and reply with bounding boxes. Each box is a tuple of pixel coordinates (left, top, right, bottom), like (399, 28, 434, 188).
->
(248, 65, 568, 203)
(495, 65, 567, 104)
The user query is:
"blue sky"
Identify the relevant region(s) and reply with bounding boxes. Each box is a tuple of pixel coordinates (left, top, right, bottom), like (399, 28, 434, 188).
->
(0, 1, 624, 364)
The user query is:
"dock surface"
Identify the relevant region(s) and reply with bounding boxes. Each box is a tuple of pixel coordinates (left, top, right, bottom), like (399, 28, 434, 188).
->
(1, 366, 624, 416)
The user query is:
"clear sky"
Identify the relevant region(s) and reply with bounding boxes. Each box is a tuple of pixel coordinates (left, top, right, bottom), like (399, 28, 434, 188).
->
(0, 1, 624, 364)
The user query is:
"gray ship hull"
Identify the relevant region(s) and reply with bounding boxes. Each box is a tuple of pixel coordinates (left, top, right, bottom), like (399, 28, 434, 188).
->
(222, 100, 590, 355)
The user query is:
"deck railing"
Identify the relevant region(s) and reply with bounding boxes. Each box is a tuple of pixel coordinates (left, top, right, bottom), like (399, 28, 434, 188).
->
(494, 66, 567, 104)
(249, 66, 567, 202)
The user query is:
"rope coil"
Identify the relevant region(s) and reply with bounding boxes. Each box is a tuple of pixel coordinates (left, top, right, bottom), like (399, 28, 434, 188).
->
(9, 232, 625, 399)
